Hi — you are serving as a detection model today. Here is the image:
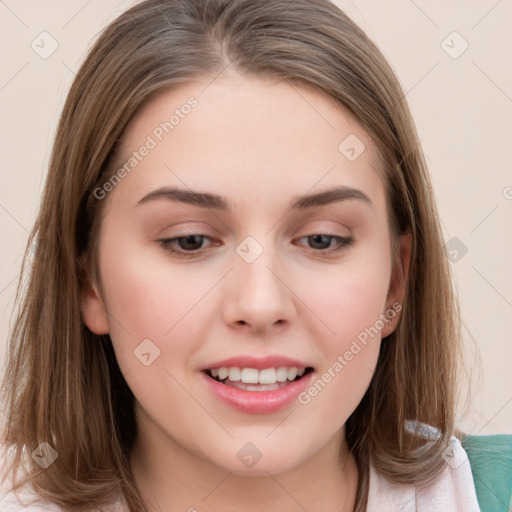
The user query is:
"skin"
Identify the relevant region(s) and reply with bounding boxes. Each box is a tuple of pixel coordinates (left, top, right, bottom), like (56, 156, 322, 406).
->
(81, 70, 412, 512)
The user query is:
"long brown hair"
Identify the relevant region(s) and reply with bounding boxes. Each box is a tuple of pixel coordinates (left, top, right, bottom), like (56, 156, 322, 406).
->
(0, 1, 463, 510)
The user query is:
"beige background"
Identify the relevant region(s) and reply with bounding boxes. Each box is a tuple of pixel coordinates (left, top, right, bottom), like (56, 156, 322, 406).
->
(1, 1, 511, 434)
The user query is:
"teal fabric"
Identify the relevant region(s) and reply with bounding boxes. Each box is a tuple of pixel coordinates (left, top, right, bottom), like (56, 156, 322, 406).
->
(462, 434, 512, 512)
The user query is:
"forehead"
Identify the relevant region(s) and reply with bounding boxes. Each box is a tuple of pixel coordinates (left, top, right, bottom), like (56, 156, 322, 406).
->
(106, 71, 386, 215)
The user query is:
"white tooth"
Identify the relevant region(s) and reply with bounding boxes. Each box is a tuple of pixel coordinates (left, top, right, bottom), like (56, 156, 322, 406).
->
(276, 367, 288, 382)
(287, 367, 298, 380)
(211, 368, 219, 378)
(297, 368, 305, 377)
(228, 367, 241, 381)
(259, 368, 277, 384)
(240, 368, 259, 384)
(218, 367, 229, 380)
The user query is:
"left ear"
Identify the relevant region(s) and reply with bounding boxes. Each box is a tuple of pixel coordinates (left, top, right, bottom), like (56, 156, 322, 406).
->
(381, 231, 413, 339)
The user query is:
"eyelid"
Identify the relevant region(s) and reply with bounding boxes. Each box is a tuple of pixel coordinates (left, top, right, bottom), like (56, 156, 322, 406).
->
(157, 234, 216, 260)
(157, 232, 354, 259)
(155, 221, 216, 237)
(299, 219, 352, 234)
(155, 218, 354, 255)
(294, 233, 354, 253)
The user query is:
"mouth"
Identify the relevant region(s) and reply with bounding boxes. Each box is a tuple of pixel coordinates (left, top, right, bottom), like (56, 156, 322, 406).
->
(203, 366, 315, 392)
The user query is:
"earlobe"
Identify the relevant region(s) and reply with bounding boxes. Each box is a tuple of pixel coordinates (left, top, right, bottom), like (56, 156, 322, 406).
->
(80, 271, 110, 335)
(381, 231, 413, 339)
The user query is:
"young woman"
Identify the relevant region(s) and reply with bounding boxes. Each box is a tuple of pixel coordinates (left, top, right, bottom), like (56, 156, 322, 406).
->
(1, 1, 510, 511)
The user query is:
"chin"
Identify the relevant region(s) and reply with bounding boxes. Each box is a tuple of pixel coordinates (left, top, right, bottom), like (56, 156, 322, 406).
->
(206, 443, 310, 476)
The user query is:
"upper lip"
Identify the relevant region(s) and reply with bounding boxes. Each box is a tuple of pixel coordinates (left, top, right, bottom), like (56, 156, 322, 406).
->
(201, 355, 313, 371)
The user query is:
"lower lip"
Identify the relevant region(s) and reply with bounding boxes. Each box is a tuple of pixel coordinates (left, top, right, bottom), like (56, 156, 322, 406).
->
(200, 371, 314, 414)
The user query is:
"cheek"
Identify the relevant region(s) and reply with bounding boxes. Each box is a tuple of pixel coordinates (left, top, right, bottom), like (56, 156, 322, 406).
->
(304, 273, 384, 392)
(292, 241, 391, 409)
(100, 251, 212, 425)
(296, 249, 391, 347)
(98, 242, 212, 372)
(295, 266, 388, 425)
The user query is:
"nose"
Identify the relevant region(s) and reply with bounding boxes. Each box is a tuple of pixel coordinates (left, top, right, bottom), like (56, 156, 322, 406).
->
(222, 245, 297, 335)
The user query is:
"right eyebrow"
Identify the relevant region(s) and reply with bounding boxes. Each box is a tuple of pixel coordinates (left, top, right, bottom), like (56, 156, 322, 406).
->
(136, 187, 231, 211)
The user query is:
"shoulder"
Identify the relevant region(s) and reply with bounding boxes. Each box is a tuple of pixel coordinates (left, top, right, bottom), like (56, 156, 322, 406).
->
(462, 433, 512, 512)
(0, 444, 61, 511)
(0, 473, 61, 510)
(368, 421, 482, 512)
(0, 443, 129, 512)
(405, 421, 512, 511)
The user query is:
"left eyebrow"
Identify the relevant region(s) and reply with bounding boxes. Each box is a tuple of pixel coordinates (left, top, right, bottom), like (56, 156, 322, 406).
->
(290, 186, 375, 211)
(135, 185, 375, 212)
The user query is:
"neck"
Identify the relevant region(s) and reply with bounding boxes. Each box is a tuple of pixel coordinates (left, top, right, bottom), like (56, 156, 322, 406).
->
(129, 407, 359, 512)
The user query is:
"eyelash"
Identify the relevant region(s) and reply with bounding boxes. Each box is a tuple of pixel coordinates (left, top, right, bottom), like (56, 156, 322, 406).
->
(157, 233, 354, 259)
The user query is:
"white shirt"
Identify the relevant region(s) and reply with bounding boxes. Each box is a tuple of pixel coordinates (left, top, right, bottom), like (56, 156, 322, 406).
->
(0, 434, 480, 511)
(367, 433, 481, 511)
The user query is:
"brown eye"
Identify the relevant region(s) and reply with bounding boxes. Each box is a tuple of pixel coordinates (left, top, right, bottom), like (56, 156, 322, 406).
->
(158, 234, 214, 258)
(296, 234, 354, 254)
(174, 234, 205, 251)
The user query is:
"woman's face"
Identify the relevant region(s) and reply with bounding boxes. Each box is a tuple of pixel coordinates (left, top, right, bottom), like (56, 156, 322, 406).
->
(81, 71, 411, 476)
